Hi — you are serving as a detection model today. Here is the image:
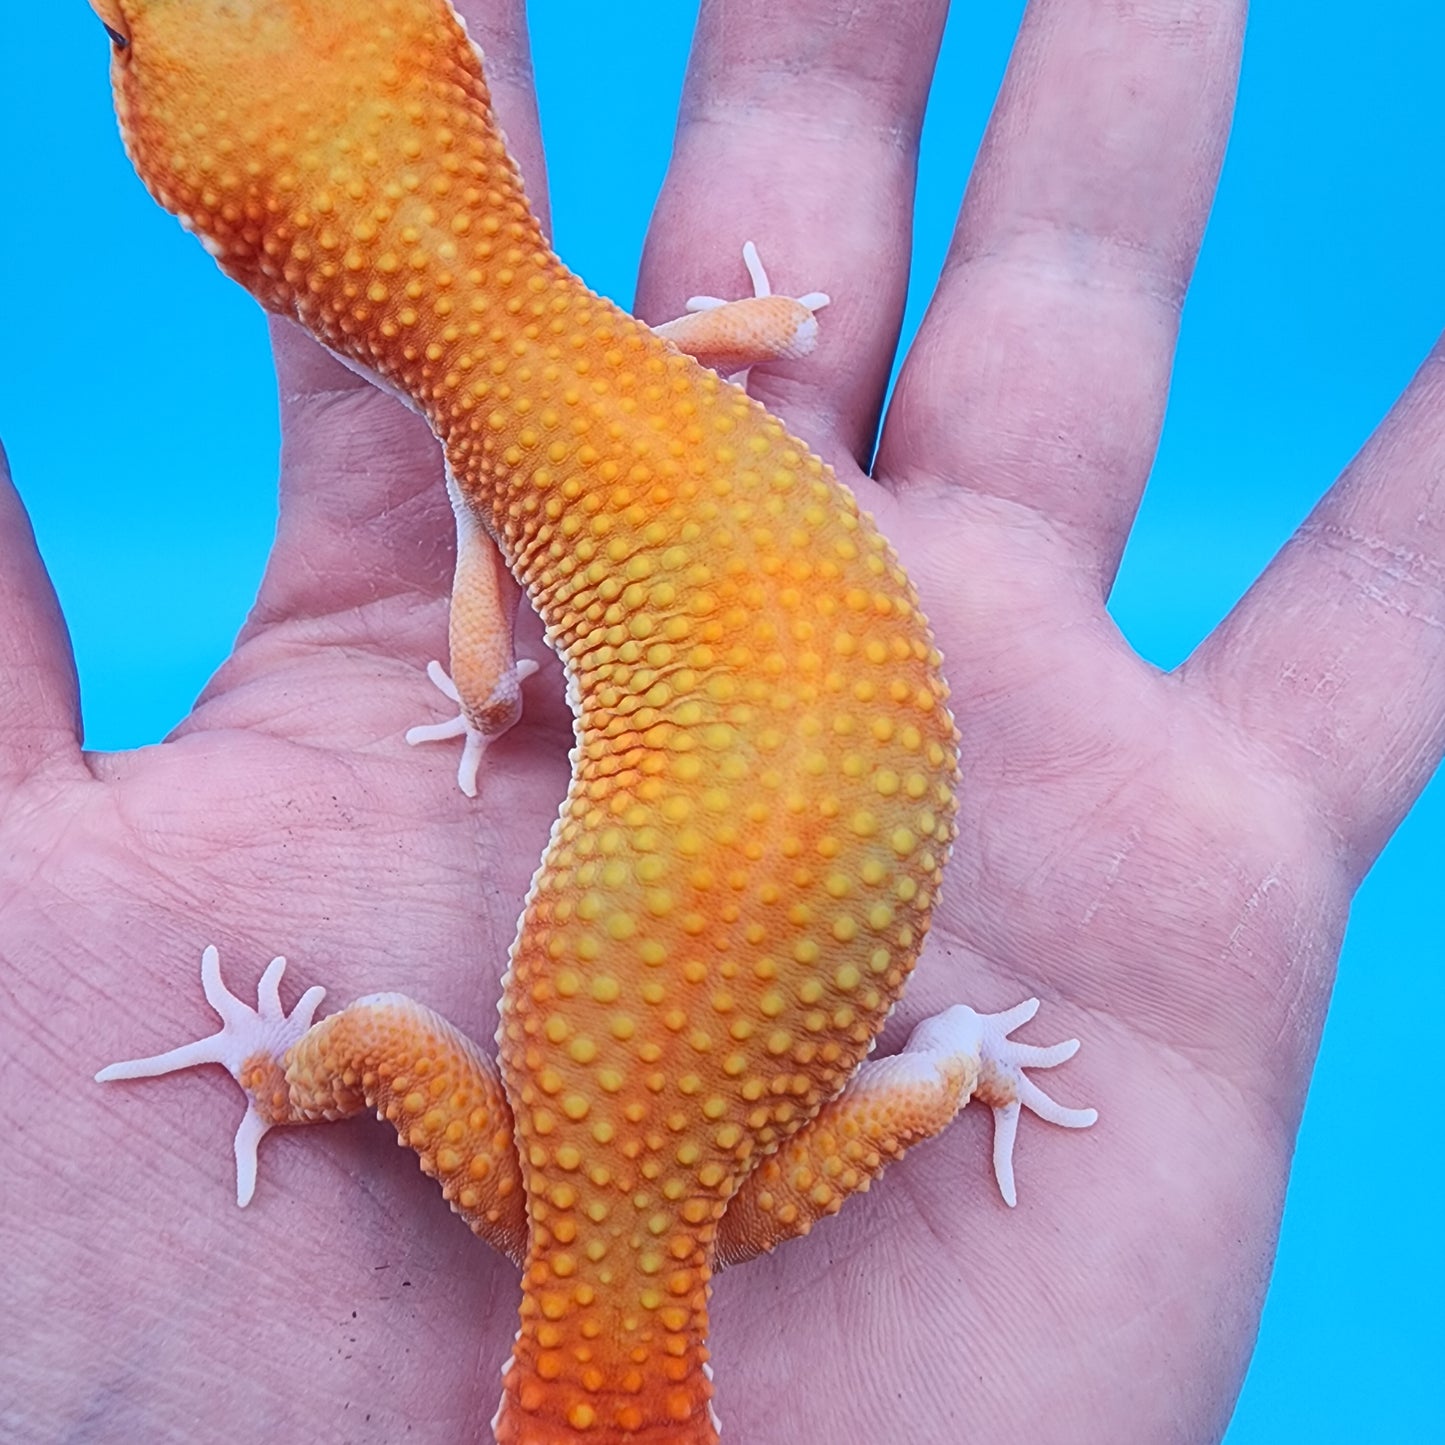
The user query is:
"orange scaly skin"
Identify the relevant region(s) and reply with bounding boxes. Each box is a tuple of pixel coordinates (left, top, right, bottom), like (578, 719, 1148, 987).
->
(91, 2, 1096, 1440)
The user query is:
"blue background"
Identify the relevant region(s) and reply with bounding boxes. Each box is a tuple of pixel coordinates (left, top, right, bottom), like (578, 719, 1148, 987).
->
(3, 3, 1441, 1437)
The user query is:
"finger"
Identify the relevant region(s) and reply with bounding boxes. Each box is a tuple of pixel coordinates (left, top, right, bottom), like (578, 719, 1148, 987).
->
(636, 0, 951, 467)
(1187, 339, 1445, 876)
(879, 0, 1245, 588)
(253, 0, 547, 637)
(0, 449, 82, 783)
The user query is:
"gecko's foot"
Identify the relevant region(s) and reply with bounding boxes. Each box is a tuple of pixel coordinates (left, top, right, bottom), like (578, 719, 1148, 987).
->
(908, 999, 1097, 1207)
(657, 241, 831, 389)
(405, 657, 540, 798)
(96, 946, 326, 1206)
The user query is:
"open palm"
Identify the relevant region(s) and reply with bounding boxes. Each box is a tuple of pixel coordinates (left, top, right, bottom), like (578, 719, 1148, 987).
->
(4, 1, 1441, 1442)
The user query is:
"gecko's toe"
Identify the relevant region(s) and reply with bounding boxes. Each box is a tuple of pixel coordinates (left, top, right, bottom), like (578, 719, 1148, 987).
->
(969, 1000, 1098, 1207)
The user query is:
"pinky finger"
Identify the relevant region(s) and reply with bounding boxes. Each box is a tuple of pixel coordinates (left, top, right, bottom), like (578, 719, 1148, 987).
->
(0, 449, 83, 787)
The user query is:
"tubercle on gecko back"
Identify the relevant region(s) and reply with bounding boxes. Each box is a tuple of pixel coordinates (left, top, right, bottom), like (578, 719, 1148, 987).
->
(101, 0, 961, 1439)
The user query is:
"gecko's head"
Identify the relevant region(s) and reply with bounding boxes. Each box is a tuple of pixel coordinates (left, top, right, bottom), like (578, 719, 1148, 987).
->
(89, 1, 361, 200)
(87, 0, 502, 316)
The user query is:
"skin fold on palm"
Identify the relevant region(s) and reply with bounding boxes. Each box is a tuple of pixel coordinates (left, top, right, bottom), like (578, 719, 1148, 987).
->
(1, 1, 1441, 1442)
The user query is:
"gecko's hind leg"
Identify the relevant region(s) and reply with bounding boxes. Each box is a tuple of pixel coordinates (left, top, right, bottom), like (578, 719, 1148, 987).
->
(98, 946, 526, 1259)
(653, 240, 830, 388)
(96, 946, 327, 1206)
(715, 999, 1097, 1268)
(405, 477, 540, 797)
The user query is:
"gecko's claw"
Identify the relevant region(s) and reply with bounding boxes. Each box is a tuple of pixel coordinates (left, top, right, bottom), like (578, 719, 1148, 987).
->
(406, 658, 539, 798)
(96, 945, 326, 1206)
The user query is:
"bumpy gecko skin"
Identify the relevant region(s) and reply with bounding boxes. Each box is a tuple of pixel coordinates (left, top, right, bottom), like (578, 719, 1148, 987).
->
(404, 241, 830, 798)
(91, 2, 1095, 1441)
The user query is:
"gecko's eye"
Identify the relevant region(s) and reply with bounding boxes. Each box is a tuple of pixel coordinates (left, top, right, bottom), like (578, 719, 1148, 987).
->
(102, 22, 130, 49)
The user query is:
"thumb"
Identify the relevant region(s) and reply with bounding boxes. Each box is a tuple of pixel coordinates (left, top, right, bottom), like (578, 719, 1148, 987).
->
(0, 446, 84, 788)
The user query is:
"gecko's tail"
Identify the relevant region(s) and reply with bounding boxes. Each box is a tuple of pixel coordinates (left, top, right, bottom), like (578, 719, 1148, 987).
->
(491, 1238, 720, 1444)
(493, 1395, 719, 1445)
(492, 1367, 720, 1445)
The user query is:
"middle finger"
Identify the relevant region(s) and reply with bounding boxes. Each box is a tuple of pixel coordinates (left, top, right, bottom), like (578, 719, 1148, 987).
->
(636, 0, 951, 467)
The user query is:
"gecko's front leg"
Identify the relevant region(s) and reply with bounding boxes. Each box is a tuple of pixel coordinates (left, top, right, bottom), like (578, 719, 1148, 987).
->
(652, 239, 831, 385)
(406, 243, 828, 797)
(405, 478, 540, 798)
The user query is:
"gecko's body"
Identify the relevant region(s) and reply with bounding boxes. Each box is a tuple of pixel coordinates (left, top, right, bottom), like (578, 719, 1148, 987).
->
(91, 3, 1095, 1441)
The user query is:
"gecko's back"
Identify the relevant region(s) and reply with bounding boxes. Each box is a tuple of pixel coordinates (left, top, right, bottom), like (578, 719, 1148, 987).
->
(95, 1, 958, 1438)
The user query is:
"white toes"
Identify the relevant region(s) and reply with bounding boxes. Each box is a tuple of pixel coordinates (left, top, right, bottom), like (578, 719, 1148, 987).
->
(94, 1033, 229, 1084)
(405, 662, 469, 748)
(1015, 1073, 1099, 1132)
(457, 728, 486, 799)
(893, 998, 1094, 1206)
(991, 1100, 1023, 1209)
(233, 1104, 271, 1208)
(741, 240, 772, 297)
(682, 240, 831, 315)
(255, 953, 288, 1019)
(405, 656, 483, 793)
(407, 706, 487, 798)
(901, 994, 1092, 1208)
(96, 946, 327, 1207)
(739, 240, 829, 318)
(425, 659, 461, 704)
(1009, 1037, 1081, 1069)
(407, 657, 538, 797)
(973, 998, 1096, 1207)
(95, 944, 314, 1082)
(406, 715, 469, 745)
(989, 997, 1042, 1034)
(198, 942, 240, 1017)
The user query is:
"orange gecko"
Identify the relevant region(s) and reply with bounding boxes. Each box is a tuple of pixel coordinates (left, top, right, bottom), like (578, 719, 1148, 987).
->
(90, 2, 1097, 1441)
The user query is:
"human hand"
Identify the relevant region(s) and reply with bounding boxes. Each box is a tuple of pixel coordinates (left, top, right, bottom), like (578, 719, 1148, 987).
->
(3, 3, 1441, 1444)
